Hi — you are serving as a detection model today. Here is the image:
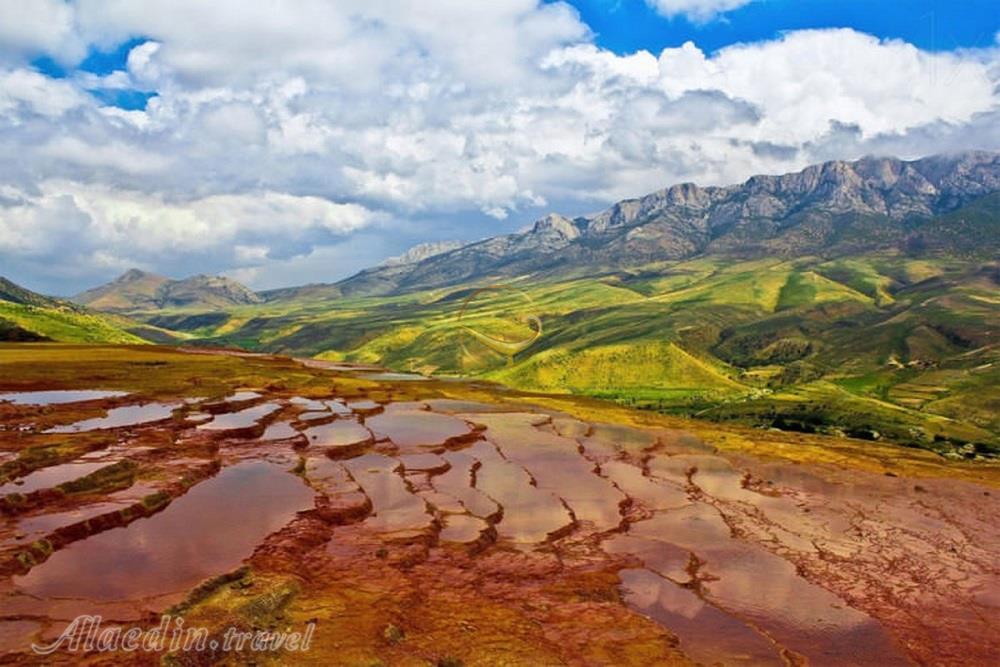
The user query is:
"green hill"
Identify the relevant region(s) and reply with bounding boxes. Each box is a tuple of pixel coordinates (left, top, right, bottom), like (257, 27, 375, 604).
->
(0, 277, 167, 345)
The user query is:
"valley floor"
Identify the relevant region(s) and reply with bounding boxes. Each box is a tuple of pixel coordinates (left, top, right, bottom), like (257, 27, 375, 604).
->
(0, 345, 997, 665)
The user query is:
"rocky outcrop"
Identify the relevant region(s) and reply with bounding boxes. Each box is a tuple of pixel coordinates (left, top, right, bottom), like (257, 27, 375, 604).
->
(379, 240, 467, 267)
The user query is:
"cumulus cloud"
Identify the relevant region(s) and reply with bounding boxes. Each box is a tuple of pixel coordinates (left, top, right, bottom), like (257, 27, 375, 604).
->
(645, 0, 753, 23)
(0, 69, 88, 118)
(0, 2, 998, 293)
(0, 0, 86, 63)
(655, 31, 994, 140)
(69, 0, 588, 90)
(39, 137, 171, 175)
(0, 182, 378, 290)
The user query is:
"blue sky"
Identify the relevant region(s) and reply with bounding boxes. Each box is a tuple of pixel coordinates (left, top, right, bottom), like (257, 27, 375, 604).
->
(32, 37, 157, 110)
(1, 1, 999, 294)
(564, 0, 1000, 54)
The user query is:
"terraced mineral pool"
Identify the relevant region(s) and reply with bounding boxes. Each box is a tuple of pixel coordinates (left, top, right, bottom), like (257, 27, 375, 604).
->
(619, 568, 787, 666)
(466, 441, 573, 543)
(439, 514, 490, 544)
(289, 397, 328, 411)
(0, 390, 128, 405)
(383, 401, 429, 412)
(626, 503, 912, 665)
(424, 399, 512, 413)
(346, 399, 381, 413)
(603, 534, 693, 582)
(259, 421, 301, 441)
(325, 400, 352, 415)
(45, 402, 181, 433)
(366, 410, 474, 448)
(303, 457, 353, 490)
(298, 411, 332, 422)
(343, 454, 433, 535)
(431, 451, 500, 519)
(472, 413, 625, 531)
(14, 461, 314, 601)
(303, 420, 373, 458)
(0, 461, 112, 495)
(198, 402, 281, 431)
(599, 460, 690, 511)
(400, 453, 449, 473)
(225, 391, 262, 402)
(7, 501, 129, 544)
(578, 423, 659, 460)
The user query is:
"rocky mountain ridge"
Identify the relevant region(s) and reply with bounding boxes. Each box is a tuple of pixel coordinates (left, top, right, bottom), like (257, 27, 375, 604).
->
(71, 151, 1000, 306)
(336, 151, 1000, 296)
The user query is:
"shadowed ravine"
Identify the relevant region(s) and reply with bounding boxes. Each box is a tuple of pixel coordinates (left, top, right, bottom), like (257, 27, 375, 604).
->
(0, 345, 996, 665)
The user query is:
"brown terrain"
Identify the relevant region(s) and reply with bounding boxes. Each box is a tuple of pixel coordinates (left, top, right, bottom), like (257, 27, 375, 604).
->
(0, 345, 997, 665)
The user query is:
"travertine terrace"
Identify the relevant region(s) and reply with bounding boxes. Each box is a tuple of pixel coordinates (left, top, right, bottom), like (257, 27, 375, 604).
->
(0, 345, 997, 665)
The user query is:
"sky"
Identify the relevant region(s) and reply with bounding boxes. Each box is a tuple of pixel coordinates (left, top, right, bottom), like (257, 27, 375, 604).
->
(0, 1, 998, 295)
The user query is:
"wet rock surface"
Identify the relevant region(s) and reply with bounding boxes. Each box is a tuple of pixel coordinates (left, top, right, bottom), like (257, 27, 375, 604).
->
(0, 346, 997, 665)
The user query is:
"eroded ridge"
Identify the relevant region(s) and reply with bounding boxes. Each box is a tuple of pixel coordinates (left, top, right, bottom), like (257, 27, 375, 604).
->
(0, 347, 995, 665)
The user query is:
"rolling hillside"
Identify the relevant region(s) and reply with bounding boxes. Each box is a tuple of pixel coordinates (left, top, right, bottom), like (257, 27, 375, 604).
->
(0, 277, 166, 344)
(94, 253, 999, 454)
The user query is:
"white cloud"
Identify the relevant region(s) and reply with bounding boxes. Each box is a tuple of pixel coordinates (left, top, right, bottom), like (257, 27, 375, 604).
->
(0, 2, 998, 293)
(654, 31, 994, 141)
(0, 0, 86, 64)
(0, 182, 378, 275)
(126, 41, 162, 85)
(39, 137, 172, 175)
(0, 68, 88, 118)
(71, 0, 588, 90)
(645, 0, 752, 23)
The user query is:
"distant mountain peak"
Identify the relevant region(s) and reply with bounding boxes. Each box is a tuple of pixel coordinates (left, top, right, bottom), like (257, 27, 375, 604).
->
(532, 214, 580, 238)
(116, 268, 161, 282)
(74, 271, 261, 312)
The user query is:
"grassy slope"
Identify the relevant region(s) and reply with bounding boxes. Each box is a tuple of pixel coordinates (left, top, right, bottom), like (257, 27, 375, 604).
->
(0, 276, 181, 345)
(126, 253, 999, 454)
(0, 301, 151, 345)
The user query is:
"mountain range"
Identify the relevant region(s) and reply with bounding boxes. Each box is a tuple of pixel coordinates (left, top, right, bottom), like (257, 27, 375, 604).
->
(331, 151, 1000, 296)
(4, 151, 998, 454)
(65, 151, 1000, 309)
